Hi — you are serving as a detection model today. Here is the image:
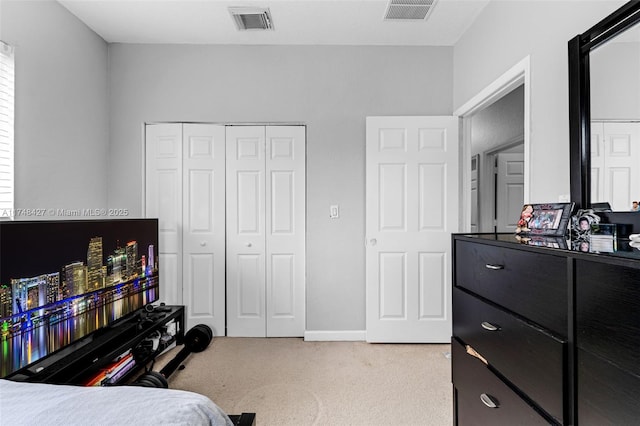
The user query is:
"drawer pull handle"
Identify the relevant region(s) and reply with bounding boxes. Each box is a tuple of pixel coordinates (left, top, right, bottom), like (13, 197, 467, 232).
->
(480, 393, 499, 409)
(481, 321, 500, 331)
(485, 264, 504, 270)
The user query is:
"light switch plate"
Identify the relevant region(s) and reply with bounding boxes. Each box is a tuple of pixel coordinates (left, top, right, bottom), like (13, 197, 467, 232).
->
(330, 205, 339, 219)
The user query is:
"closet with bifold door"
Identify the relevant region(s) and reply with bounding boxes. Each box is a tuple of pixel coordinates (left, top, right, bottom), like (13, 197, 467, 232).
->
(145, 123, 305, 338)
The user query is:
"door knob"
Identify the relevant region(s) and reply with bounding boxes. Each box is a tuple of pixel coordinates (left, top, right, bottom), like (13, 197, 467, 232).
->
(246, 243, 252, 247)
(369, 239, 377, 246)
(200, 241, 206, 247)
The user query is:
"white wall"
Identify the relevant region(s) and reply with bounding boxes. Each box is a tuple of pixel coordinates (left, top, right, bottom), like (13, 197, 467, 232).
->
(454, 0, 626, 204)
(0, 0, 109, 213)
(107, 44, 453, 332)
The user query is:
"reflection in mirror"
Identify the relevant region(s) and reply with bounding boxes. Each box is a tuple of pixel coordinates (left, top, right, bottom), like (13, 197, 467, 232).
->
(589, 21, 640, 211)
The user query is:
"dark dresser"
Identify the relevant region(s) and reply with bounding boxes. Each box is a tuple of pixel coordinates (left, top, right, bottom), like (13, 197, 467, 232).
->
(452, 233, 640, 425)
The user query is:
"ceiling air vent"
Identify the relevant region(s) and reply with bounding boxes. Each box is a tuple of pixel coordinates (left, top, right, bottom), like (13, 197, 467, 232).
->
(229, 7, 274, 31)
(384, 0, 438, 21)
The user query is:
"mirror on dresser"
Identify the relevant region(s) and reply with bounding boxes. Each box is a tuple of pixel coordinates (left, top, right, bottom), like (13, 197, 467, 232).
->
(569, 1, 640, 230)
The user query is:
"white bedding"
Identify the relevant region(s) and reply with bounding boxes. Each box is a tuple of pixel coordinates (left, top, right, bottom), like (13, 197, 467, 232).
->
(0, 379, 234, 426)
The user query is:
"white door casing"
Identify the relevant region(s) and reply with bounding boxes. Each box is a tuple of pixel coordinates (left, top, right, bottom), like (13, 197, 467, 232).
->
(365, 116, 459, 343)
(226, 125, 306, 337)
(455, 56, 531, 233)
(145, 123, 226, 335)
(591, 122, 605, 204)
(495, 152, 525, 233)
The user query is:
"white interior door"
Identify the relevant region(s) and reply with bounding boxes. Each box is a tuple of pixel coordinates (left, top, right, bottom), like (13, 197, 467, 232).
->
(495, 151, 524, 233)
(226, 126, 266, 337)
(365, 116, 459, 343)
(600, 122, 639, 211)
(265, 126, 306, 337)
(145, 123, 226, 335)
(181, 124, 226, 335)
(145, 123, 183, 306)
(226, 125, 306, 337)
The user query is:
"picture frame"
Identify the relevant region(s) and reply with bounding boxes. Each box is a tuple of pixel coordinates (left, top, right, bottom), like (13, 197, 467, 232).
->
(515, 202, 575, 236)
(569, 209, 600, 237)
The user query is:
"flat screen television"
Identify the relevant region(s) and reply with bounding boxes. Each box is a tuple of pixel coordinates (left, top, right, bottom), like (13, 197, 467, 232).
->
(0, 218, 159, 377)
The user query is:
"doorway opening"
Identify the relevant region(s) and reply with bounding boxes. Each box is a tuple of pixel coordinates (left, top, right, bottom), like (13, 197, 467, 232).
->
(455, 56, 530, 233)
(470, 84, 525, 232)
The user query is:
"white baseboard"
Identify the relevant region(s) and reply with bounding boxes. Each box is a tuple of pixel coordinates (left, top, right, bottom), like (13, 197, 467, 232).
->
(303, 330, 366, 341)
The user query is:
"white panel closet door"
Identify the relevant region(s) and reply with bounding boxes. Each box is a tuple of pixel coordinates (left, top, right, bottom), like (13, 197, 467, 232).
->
(145, 123, 183, 306)
(226, 126, 267, 337)
(145, 123, 226, 335)
(365, 116, 459, 343)
(226, 125, 306, 337)
(265, 126, 306, 337)
(182, 124, 226, 335)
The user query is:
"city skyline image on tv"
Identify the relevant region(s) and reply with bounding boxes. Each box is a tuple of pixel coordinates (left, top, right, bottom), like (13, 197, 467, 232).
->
(0, 219, 159, 377)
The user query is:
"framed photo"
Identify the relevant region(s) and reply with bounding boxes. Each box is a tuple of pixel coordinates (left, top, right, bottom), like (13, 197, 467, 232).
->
(515, 202, 574, 236)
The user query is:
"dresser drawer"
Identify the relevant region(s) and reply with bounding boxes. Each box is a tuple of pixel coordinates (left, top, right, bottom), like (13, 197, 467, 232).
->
(578, 348, 640, 425)
(452, 338, 550, 426)
(576, 260, 640, 376)
(453, 288, 566, 423)
(454, 240, 568, 334)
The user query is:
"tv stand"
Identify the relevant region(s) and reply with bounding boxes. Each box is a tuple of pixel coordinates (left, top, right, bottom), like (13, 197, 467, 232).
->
(6, 305, 185, 386)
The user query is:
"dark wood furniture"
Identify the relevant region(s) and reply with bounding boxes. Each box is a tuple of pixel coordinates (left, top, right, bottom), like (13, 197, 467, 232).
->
(229, 413, 257, 426)
(452, 233, 640, 425)
(6, 305, 186, 385)
(569, 0, 640, 231)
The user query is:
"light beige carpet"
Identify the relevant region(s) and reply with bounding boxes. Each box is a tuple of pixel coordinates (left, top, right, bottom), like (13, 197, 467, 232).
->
(155, 337, 452, 426)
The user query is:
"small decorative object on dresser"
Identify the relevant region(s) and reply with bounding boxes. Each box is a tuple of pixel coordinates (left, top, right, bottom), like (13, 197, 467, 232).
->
(515, 202, 574, 236)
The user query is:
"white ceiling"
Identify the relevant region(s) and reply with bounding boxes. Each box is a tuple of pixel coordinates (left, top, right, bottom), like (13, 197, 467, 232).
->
(57, 0, 490, 46)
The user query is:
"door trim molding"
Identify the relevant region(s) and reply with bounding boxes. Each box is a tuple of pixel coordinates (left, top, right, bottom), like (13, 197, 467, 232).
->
(454, 56, 531, 233)
(484, 134, 525, 156)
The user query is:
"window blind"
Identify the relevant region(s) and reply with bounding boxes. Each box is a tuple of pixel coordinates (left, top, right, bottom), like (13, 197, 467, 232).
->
(0, 41, 14, 216)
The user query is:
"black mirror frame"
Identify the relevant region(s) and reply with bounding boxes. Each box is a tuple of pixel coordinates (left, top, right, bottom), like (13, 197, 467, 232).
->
(568, 1, 640, 211)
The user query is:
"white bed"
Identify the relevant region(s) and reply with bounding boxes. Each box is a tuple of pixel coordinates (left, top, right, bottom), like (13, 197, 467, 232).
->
(0, 379, 234, 426)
